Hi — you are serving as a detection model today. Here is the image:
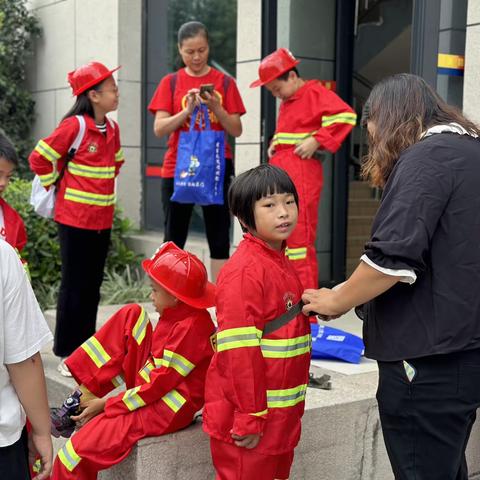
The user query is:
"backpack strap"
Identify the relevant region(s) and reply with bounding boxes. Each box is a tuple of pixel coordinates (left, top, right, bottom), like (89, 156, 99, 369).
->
(57, 115, 86, 185)
(68, 115, 86, 158)
(263, 301, 305, 336)
(210, 300, 316, 352)
(170, 72, 178, 102)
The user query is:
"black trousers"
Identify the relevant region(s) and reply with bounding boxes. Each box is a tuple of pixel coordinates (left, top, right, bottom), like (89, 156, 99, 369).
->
(55, 223, 111, 357)
(161, 159, 233, 259)
(0, 427, 29, 480)
(377, 348, 480, 480)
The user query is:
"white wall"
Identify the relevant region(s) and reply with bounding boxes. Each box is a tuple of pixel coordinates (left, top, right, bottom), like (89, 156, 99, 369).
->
(233, 0, 263, 245)
(464, 1, 480, 125)
(27, 0, 142, 226)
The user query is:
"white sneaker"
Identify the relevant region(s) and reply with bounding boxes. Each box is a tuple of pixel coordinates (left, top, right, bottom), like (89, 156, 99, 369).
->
(57, 359, 72, 377)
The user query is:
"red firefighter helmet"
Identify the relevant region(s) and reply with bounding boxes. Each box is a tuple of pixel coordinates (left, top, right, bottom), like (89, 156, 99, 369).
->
(250, 48, 300, 88)
(142, 242, 216, 309)
(67, 62, 121, 96)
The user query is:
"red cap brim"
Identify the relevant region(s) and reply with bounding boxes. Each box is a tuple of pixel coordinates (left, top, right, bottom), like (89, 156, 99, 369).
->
(249, 59, 300, 88)
(72, 65, 121, 96)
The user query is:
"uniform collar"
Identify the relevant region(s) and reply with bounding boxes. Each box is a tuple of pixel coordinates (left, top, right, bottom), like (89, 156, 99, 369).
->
(84, 114, 115, 143)
(284, 79, 314, 103)
(160, 300, 200, 322)
(243, 232, 287, 259)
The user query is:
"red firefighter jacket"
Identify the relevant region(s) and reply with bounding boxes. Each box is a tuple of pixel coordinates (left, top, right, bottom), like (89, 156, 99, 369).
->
(0, 198, 27, 252)
(272, 80, 356, 154)
(104, 303, 216, 419)
(203, 234, 311, 455)
(28, 114, 124, 230)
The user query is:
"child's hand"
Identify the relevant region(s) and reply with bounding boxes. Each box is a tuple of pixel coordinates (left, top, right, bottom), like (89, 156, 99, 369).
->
(28, 431, 53, 479)
(231, 433, 261, 449)
(294, 136, 320, 159)
(71, 398, 106, 427)
(267, 143, 276, 158)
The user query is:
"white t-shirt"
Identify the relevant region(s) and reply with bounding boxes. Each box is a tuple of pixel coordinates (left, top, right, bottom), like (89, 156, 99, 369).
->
(0, 240, 52, 447)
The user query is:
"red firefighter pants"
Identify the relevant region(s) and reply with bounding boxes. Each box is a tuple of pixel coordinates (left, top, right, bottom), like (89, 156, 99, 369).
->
(271, 150, 323, 289)
(210, 437, 294, 480)
(51, 309, 194, 479)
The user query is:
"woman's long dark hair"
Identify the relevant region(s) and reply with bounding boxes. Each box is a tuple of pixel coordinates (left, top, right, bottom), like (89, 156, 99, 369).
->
(62, 82, 103, 120)
(362, 73, 480, 187)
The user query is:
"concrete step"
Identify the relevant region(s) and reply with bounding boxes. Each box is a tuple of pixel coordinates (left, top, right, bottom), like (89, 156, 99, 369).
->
(346, 258, 360, 277)
(126, 231, 212, 265)
(43, 306, 480, 479)
(348, 198, 380, 217)
(348, 181, 376, 200)
(346, 235, 369, 259)
(347, 216, 374, 237)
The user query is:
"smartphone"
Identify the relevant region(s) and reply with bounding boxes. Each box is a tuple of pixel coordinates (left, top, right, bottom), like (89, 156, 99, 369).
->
(199, 83, 215, 98)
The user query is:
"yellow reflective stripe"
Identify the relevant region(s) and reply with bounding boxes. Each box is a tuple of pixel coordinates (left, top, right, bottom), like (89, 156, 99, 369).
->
(153, 356, 162, 368)
(321, 112, 357, 127)
(38, 171, 58, 187)
(272, 131, 315, 146)
(34, 139, 61, 163)
(249, 408, 268, 417)
(285, 247, 307, 260)
(81, 337, 111, 368)
(111, 374, 124, 388)
(216, 326, 262, 352)
(64, 187, 116, 207)
(132, 308, 148, 345)
(161, 389, 186, 413)
(115, 148, 124, 162)
(58, 439, 81, 472)
(32, 459, 41, 473)
(122, 386, 146, 411)
(261, 334, 312, 359)
(68, 162, 115, 179)
(139, 361, 155, 383)
(160, 349, 195, 377)
(267, 384, 307, 408)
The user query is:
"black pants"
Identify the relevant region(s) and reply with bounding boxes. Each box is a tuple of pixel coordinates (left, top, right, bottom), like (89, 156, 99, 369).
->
(55, 223, 111, 357)
(161, 159, 233, 259)
(377, 348, 480, 480)
(0, 427, 29, 480)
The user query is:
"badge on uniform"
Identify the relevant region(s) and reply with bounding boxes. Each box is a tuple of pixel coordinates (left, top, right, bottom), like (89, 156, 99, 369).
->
(403, 360, 416, 382)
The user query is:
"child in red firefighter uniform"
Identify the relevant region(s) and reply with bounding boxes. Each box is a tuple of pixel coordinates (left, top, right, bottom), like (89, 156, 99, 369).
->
(203, 164, 311, 480)
(250, 48, 357, 290)
(0, 132, 27, 254)
(50, 242, 216, 479)
(29, 61, 125, 373)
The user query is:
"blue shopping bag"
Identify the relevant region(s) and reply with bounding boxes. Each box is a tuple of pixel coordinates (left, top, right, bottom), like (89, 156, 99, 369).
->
(311, 323, 365, 364)
(171, 104, 226, 205)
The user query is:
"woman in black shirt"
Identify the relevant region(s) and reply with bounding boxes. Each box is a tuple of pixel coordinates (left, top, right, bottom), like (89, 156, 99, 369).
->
(302, 73, 480, 480)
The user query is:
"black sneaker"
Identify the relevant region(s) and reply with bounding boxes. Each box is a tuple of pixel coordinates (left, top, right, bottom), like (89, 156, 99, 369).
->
(50, 389, 82, 438)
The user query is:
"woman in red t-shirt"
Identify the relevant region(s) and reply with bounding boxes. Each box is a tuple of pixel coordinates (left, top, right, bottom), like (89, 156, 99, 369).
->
(148, 21, 246, 282)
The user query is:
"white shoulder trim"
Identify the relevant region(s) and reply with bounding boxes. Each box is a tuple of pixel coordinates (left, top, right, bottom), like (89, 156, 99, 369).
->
(360, 254, 416, 285)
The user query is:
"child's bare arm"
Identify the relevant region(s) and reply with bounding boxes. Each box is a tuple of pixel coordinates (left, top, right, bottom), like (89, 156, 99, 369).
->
(7, 352, 53, 480)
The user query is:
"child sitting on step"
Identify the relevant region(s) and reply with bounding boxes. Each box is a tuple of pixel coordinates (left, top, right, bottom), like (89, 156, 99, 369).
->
(50, 242, 216, 479)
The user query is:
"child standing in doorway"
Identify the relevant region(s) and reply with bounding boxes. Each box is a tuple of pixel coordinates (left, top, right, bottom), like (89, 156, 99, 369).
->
(50, 242, 216, 479)
(203, 164, 311, 480)
(250, 48, 356, 290)
(29, 62, 125, 375)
